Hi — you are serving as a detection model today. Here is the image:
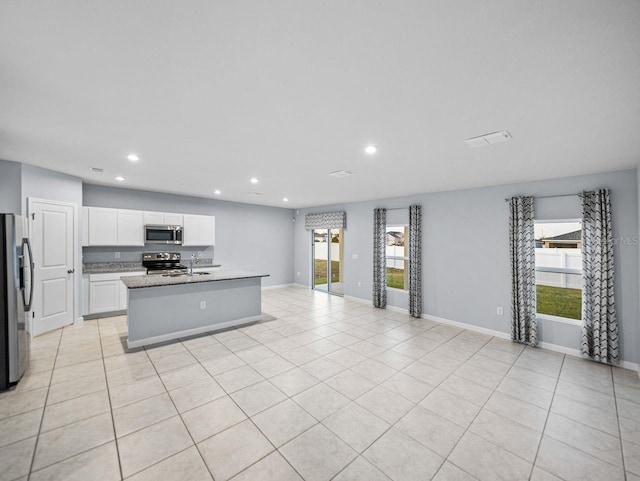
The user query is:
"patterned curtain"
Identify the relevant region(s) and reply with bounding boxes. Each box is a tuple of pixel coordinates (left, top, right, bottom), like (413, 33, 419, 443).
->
(409, 205, 422, 318)
(373, 208, 387, 308)
(581, 189, 618, 364)
(305, 212, 346, 230)
(509, 197, 537, 346)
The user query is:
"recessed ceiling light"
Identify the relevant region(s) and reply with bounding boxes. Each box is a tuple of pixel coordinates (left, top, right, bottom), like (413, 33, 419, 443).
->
(214, 189, 221, 195)
(329, 170, 354, 178)
(115, 176, 125, 182)
(364, 145, 378, 155)
(283, 198, 289, 202)
(127, 153, 140, 162)
(250, 177, 259, 184)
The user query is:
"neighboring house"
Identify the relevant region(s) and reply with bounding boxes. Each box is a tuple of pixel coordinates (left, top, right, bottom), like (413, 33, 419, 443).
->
(386, 231, 404, 246)
(314, 232, 328, 243)
(539, 230, 582, 249)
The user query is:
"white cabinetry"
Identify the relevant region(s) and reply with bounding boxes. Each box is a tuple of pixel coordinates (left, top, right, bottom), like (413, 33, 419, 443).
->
(89, 280, 120, 313)
(85, 207, 144, 246)
(143, 212, 183, 226)
(183, 215, 215, 246)
(88, 208, 118, 245)
(84, 207, 212, 247)
(87, 271, 145, 314)
(117, 210, 144, 245)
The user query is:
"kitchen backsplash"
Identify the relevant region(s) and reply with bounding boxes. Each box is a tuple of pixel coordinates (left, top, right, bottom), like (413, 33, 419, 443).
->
(82, 245, 214, 263)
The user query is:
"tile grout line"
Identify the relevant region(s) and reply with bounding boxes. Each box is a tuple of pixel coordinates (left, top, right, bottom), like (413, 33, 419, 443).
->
(527, 352, 565, 481)
(25, 329, 63, 481)
(423, 332, 525, 481)
(97, 317, 127, 481)
(611, 364, 629, 480)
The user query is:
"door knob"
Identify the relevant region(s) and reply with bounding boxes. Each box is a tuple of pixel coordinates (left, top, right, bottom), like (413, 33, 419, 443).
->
(67, 269, 75, 274)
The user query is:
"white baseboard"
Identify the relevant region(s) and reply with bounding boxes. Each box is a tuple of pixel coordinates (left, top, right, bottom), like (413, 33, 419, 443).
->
(422, 313, 511, 341)
(342, 294, 639, 373)
(262, 283, 294, 291)
(344, 295, 370, 305)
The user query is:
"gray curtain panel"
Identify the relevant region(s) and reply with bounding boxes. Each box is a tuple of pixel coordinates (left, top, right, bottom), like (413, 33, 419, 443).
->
(409, 205, 422, 318)
(304, 212, 346, 230)
(581, 189, 618, 364)
(373, 208, 387, 308)
(509, 196, 537, 346)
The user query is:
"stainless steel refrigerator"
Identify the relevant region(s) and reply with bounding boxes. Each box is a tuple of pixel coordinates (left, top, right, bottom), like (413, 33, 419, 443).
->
(1, 214, 33, 390)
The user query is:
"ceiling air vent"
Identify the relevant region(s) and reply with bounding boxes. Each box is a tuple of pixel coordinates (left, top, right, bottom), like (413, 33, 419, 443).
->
(246, 192, 263, 196)
(90, 167, 104, 173)
(329, 170, 354, 178)
(464, 130, 512, 148)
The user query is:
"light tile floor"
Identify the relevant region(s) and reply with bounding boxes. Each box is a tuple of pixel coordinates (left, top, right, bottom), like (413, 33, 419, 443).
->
(1, 286, 639, 481)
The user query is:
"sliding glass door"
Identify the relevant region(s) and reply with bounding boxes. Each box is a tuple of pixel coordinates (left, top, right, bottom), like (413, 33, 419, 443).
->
(312, 228, 344, 295)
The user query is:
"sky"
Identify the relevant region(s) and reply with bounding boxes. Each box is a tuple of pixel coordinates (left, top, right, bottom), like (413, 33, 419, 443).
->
(534, 221, 581, 240)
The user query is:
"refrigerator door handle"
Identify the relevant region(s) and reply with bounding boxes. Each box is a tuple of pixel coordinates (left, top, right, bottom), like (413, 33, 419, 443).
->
(22, 238, 34, 311)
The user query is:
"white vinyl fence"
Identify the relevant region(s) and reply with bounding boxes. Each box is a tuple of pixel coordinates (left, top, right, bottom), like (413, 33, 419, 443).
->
(535, 248, 582, 289)
(314, 242, 341, 262)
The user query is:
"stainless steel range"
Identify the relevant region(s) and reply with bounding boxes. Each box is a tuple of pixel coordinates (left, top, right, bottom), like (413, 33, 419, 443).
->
(143, 252, 188, 275)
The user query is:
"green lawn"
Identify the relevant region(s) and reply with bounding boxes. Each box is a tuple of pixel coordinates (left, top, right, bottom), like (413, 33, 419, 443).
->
(536, 285, 582, 320)
(314, 259, 340, 285)
(387, 267, 406, 290)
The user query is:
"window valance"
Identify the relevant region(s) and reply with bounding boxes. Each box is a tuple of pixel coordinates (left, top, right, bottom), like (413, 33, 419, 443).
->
(304, 212, 346, 230)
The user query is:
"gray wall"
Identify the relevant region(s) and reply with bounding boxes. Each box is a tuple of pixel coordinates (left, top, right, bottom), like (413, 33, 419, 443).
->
(83, 184, 295, 287)
(294, 169, 640, 365)
(21, 164, 83, 217)
(0, 160, 22, 214)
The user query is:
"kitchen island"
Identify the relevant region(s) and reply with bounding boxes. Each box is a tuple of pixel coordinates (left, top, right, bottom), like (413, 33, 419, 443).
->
(121, 269, 269, 348)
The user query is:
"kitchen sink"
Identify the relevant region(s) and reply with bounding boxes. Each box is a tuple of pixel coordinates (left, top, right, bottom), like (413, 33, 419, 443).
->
(162, 272, 211, 277)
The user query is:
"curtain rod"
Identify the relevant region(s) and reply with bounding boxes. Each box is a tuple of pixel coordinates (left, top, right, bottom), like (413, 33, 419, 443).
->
(504, 193, 583, 202)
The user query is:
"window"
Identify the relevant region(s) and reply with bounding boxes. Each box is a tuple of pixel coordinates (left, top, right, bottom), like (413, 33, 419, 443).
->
(535, 221, 582, 321)
(386, 225, 409, 290)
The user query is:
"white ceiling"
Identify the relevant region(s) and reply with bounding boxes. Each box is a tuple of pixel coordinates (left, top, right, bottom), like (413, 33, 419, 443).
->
(1, 1, 639, 208)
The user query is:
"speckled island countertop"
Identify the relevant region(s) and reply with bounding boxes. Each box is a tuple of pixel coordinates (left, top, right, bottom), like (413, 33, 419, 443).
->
(83, 259, 220, 274)
(121, 269, 269, 289)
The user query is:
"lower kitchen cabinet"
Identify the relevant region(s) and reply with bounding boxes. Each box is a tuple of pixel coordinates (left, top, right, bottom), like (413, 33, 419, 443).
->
(85, 271, 146, 315)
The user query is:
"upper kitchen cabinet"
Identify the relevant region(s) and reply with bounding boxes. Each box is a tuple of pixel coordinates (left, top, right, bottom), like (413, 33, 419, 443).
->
(143, 211, 183, 226)
(86, 207, 144, 246)
(87, 207, 118, 245)
(117, 210, 144, 245)
(183, 214, 215, 246)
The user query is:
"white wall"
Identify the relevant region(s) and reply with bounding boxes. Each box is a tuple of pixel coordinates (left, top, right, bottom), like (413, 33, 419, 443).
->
(294, 169, 640, 365)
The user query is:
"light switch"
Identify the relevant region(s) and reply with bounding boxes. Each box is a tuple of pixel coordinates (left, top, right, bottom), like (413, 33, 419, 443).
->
(352, 254, 358, 260)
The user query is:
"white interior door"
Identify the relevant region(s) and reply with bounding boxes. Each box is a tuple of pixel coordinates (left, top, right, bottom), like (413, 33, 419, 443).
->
(30, 200, 75, 335)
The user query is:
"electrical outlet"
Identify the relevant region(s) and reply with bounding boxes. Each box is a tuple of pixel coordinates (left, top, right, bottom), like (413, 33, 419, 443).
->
(357, 281, 362, 287)
(198, 251, 203, 257)
(115, 252, 120, 259)
(497, 307, 504, 316)
(200, 301, 206, 310)
(352, 254, 358, 260)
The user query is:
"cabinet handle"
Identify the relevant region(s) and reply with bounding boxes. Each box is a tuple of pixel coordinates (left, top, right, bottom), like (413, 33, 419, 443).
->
(67, 269, 75, 274)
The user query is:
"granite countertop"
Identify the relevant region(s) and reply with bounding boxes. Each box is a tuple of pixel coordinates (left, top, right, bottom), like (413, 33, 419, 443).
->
(83, 259, 220, 274)
(121, 269, 269, 289)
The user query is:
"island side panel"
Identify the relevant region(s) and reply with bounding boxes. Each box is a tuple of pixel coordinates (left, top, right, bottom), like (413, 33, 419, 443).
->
(127, 277, 262, 348)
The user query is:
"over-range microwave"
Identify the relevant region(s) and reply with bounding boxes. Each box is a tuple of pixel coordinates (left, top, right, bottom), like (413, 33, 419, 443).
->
(144, 224, 183, 245)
